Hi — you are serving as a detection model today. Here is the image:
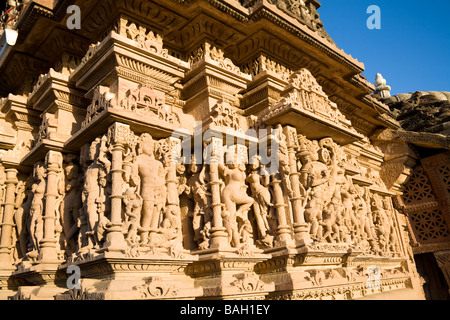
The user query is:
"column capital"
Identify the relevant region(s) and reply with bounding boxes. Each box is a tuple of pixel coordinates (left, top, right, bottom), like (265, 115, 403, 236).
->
(283, 126, 299, 150)
(157, 137, 181, 164)
(107, 122, 132, 146)
(4, 169, 18, 184)
(45, 150, 63, 170)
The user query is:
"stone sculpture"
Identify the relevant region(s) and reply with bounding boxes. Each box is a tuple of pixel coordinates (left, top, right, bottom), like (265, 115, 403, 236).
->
(0, 1, 427, 300)
(131, 133, 167, 245)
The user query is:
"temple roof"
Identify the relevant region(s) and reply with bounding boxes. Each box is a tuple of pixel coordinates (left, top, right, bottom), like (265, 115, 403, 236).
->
(382, 91, 450, 150)
(0, 0, 399, 137)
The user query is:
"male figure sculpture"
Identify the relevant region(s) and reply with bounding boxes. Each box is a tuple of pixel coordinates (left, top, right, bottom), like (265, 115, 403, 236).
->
(131, 133, 167, 245)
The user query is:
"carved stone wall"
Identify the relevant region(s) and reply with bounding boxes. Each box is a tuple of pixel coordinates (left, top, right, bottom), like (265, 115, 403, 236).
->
(0, 0, 425, 300)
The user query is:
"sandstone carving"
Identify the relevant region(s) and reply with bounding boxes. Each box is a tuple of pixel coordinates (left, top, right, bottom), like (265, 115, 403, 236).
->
(0, 0, 434, 301)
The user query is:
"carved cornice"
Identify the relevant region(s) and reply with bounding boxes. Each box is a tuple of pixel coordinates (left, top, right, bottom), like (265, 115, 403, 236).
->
(71, 31, 188, 92)
(247, 2, 364, 74)
(271, 276, 411, 300)
(262, 68, 364, 145)
(1, 94, 41, 131)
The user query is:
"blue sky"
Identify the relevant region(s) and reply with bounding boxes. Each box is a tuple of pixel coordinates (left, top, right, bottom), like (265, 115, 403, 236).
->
(319, 0, 450, 95)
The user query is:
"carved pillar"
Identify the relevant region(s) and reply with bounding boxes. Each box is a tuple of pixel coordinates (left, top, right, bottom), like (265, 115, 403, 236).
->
(270, 173, 293, 247)
(206, 137, 229, 249)
(39, 151, 63, 262)
(162, 137, 183, 245)
(104, 123, 129, 252)
(284, 126, 311, 245)
(0, 169, 18, 266)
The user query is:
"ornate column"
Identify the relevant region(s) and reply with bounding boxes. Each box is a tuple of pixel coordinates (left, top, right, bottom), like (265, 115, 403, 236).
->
(284, 126, 311, 245)
(270, 172, 293, 247)
(161, 137, 183, 246)
(0, 169, 18, 267)
(103, 123, 130, 253)
(205, 136, 229, 249)
(39, 151, 63, 262)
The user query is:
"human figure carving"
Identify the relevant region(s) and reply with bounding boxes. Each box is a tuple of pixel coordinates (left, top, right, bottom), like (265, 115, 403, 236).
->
(60, 154, 82, 256)
(28, 162, 46, 260)
(123, 187, 143, 245)
(222, 210, 239, 247)
(353, 187, 374, 243)
(79, 137, 111, 251)
(247, 155, 274, 247)
(219, 152, 254, 247)
(299, 148, 329, 240)
(320, 194, 340, 243)
(131, 133, 167, 245)
(13, 177, 33, 260)
(239, 220, 254, 246)
(186, 155, 212, 249)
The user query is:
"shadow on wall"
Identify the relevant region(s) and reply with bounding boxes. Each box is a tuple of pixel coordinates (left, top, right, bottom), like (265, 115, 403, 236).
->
(414, 253, 450, 300)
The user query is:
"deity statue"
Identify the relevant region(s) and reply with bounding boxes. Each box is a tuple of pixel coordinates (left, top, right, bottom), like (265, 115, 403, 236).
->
(79, 136, 111, 251)
(27, 161, 46, 260)
(298, 143, 330, 240)
(131, 133, 167, 245)
(340, 183, 359, 243)
(186, 154, 212, 249)
(353, 186, 375, 244)
(60, 154, 83, 257)
(123, 187, 143, 245)
(384, 198, 401, 254)
(13, 177, 33, 260)
(246, 155, 274, 247)
(320, 193, 341, 243)
(219, 150, 254, 247)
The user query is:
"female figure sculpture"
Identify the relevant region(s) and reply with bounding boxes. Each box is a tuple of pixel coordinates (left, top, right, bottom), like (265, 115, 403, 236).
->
(28, 162, 46, 259)
(246, 155, 274, 247)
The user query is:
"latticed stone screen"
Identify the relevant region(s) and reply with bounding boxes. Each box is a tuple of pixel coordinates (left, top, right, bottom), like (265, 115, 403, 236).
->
(409, 208, 450, 242)
(400, 152, 450, 253)
(402, 166, 436, 205)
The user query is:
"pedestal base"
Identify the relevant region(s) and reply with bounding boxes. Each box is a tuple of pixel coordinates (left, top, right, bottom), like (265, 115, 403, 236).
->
(55, 249, 202, 300)
(188, 247, 274, 300)
(255, 244, 419, 300)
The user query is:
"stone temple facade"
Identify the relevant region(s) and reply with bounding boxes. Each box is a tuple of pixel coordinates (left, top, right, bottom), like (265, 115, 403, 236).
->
(0, 0, 436, 300)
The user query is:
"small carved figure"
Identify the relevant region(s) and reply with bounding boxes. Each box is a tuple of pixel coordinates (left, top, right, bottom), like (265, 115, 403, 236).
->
(320, 194, 340, 243)
(221, 210, 239, 247)
(239, 220, 254, 245)
(123, 187, 143, 245)
(353, 187, 374, 242)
